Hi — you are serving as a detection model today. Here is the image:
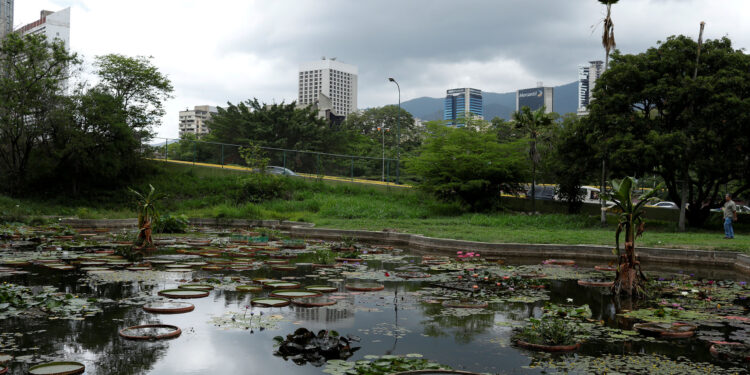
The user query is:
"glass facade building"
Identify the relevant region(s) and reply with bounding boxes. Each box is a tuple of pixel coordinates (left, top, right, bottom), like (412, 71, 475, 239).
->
(443, 88, 483, 126)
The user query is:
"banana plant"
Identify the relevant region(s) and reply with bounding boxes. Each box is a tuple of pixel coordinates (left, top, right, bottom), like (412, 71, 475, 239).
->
(604, 177, 661, 297)
(128, 184, 164, 250)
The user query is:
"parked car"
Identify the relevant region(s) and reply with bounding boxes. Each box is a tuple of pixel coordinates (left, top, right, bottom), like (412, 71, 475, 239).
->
(525, 185, 556, 200)
(713, 204, 750, 214)
(265, 166, 297, 176)
(649, 201, 678, 209)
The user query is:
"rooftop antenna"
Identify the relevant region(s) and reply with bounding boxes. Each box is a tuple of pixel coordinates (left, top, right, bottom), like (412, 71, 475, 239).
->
(321, 56, 326, 60)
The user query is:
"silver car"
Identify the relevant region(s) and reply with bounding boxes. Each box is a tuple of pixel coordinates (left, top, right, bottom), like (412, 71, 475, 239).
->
(265, 166, 297, 176)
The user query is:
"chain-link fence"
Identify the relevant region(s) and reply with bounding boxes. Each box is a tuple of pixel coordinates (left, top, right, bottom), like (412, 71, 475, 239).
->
(150, 138, 410, 184)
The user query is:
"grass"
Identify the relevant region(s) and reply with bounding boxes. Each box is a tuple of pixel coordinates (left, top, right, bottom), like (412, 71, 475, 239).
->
(1, 161, 748, 252)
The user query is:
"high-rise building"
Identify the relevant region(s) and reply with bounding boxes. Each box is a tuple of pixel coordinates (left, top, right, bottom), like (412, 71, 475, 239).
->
(298, 57, 358, 117)
(179, 105, 217, 137)
(0, 0, 13, 38)
(516, 86, 554, 113)
(443, 88, 483, 126)
(577, 60, 604, 115)
(16, 8, 70, 50)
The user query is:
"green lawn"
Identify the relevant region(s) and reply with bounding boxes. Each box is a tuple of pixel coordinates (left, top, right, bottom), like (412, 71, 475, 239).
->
(1, 162, 746, 252)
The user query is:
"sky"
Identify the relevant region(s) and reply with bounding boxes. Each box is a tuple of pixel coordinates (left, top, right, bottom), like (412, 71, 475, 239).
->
(14, 0, 750, 139)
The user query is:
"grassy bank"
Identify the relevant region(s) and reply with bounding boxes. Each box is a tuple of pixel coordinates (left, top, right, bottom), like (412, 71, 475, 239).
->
(1, 161, 747, 252)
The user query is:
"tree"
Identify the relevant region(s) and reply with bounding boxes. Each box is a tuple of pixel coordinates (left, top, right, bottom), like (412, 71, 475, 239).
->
(343, 105, 421, 157)
(596, 0, 619, 225)
(94, 54, 173, 141)
(512, 106, 554, 213)
(406, 121, 528, 211)
(587, 35, 750, 226)
(0, 33, 79, 192)
(546, 114, 595, 213)
(606, 177, 660, 297)
(207, 99, 348, 153)
(129, 184, 164, 252)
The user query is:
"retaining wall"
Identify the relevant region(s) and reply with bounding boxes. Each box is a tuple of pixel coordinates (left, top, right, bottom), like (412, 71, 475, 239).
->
(61, 218, 747, 274)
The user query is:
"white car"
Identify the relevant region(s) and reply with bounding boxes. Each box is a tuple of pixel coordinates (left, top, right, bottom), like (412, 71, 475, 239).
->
(650, 201, 678, 209)
(265, 166, 297, 176)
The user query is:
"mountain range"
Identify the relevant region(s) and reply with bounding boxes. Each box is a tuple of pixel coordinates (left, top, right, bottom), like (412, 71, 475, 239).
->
(401, 81, 579, 121)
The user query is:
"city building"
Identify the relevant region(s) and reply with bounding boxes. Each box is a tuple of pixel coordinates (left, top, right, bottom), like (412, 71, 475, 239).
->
(16, 8, 70, 50)
(577, 60, 604, 115)
(443, 88, 483, 126)
(0, 0, 13, 39)
(298, 57, 358, 117)
(516, 85, 554, 113)
(179, 105, 217, 137)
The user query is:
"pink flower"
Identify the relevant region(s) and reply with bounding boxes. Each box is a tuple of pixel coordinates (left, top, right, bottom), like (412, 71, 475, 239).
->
(457, 251, 463, 255)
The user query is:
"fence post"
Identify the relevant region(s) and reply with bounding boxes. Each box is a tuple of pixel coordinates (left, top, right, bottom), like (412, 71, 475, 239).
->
(386, 161, 390, 184)
(316, 153, 320, 176)
(164, 138, 167, 161)
(283, 151, 286, 170)
(192, 140, 196, 165)
(221, 144, 224, 168)
(350, 157, 354, 180)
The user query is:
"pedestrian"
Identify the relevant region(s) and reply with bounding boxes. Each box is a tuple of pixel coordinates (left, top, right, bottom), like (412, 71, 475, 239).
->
(723, 193, 738, 239)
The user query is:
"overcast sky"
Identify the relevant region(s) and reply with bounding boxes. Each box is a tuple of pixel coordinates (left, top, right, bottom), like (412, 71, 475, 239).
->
(15, 0, 750, 138)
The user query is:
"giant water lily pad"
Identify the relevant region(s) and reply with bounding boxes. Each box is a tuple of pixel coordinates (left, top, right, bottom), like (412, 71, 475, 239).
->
(178, 283, 214, 291)
(28, 361, 85, 375)
(305, 285, 338, 293)
(264, 281, 301, 289)
(269, 289, 322, 299)
(142, 301, 195, 314)
(345, 282, 385, 292)
(157, 289, 209, 299)
(236, 285, 262, 293)
(251, 297, 290, 307)
(119, 324, 181, 340)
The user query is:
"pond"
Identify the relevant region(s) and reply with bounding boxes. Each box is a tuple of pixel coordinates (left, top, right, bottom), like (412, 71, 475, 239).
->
(1, 226, 749, 374)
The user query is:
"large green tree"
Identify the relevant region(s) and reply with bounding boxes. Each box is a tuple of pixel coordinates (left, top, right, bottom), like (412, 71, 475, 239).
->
(94, 54, 173, 141)
(406, 120, 528, 211)
(0, 33, 79, 192)
(342, 105, 421, 157)
(587, 35, 750, 225)
(207, 99, 347, 152)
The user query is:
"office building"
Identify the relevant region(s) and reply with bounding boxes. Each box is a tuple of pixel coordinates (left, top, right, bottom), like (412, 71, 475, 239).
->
(298, 57, 358, 117)
(0, 0, 12, 38)
(16, 8, 70, 50)
(443, 88, 483, 126)
(577, 60, 604, 115)
(179, 105, 217, 137)
(516, 86, 554, 113)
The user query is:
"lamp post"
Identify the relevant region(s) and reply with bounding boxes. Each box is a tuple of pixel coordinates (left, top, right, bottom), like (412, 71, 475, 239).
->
(388, 77, 401, 184)
(377, 127, 390, 182)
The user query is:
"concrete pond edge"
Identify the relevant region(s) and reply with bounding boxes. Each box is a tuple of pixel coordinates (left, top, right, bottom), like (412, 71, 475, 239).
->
(60, 218, 750, 275)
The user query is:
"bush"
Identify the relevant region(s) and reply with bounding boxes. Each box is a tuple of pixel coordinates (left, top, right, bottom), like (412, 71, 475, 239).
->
(236, 174, 293, 203)
(154, 213, 189, 233)
(406, 123, 528, 211)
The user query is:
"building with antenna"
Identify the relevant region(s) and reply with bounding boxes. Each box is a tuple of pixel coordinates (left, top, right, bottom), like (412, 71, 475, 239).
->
(298, 57, 358, 117)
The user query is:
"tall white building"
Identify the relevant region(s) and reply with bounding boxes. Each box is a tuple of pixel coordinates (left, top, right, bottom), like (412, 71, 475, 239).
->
(298, 57, 358, 117)
(179, 105, 217, 137)
(16, 8, 70, 50)
(577, 60, 604, 116)
(0, 0, 13, 38)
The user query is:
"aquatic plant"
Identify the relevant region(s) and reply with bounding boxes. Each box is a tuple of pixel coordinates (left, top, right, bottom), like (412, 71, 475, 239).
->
(515, 316, 580, 346)
(273, 328, 360, 367)
(323, 354, 449, 375)
(129, 184, 165, 251)
(605, 177, 660, 298)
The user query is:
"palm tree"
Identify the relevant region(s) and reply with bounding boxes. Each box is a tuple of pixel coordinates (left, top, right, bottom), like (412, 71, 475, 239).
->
(513, 106, 553, 213)
(606, 177, 660, 297)
(599, 0, 618, 70)
(597, 0, 619, 225)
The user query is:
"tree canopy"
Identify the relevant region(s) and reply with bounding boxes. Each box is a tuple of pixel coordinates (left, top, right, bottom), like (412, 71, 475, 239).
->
(587, 35, 750, 225)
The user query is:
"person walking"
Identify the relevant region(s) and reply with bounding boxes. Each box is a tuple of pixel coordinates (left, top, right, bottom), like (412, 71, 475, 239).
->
(723, 193, 738, 239)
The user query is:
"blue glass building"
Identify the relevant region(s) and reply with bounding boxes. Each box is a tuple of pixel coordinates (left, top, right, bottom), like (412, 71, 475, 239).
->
(443, 88, 483, 126)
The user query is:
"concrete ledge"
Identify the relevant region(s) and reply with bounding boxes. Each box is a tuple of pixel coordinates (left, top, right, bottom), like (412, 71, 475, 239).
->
(60, 218, 749, 274)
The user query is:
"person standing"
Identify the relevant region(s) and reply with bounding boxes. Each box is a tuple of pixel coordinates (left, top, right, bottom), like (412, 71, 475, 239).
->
(723, 194, 738, 239)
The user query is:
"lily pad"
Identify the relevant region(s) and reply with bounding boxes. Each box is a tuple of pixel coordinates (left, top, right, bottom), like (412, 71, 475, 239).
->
(157, 289, 209, 299)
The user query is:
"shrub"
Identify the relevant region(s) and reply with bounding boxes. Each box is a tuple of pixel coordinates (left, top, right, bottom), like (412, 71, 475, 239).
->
(154, 213, 189, 233)
(236, 174, 293, 203)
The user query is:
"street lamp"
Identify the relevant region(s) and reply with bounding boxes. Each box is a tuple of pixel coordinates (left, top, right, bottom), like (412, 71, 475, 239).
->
(377, 127, 390, 182)
(388, 77, 401, 184)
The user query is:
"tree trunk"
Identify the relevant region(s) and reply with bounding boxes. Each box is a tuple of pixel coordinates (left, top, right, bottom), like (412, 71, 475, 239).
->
(600, 159, 607, 226)
(531, 161, 537, 214)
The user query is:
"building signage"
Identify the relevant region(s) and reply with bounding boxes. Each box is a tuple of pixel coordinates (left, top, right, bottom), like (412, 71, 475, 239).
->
(517, 88, 545, 111)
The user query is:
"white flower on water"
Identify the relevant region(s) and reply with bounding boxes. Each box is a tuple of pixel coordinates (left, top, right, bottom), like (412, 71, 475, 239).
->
(691, 289, 699, 293)
(566, 298, 573, 303)
(681, 291, 689, 296)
